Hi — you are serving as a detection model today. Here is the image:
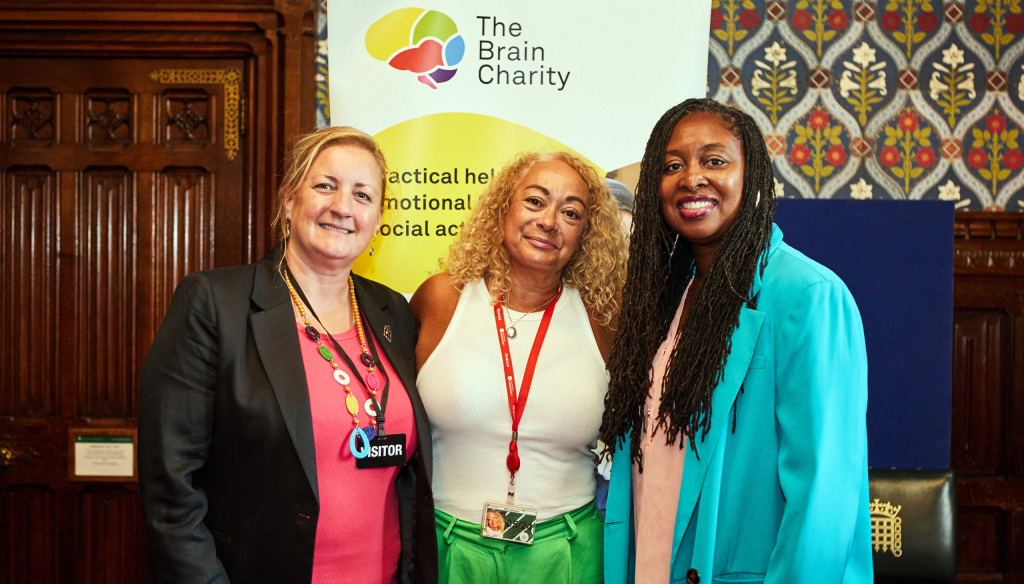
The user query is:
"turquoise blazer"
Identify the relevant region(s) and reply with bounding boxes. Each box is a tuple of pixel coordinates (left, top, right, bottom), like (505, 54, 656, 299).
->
(604, 226, 873, 584)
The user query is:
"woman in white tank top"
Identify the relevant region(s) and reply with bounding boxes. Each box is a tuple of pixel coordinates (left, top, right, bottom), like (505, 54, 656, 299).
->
(411, 151, 627, 584)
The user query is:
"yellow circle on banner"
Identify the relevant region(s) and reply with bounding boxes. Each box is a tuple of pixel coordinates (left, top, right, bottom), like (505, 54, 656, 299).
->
(353, 112, 601, 295)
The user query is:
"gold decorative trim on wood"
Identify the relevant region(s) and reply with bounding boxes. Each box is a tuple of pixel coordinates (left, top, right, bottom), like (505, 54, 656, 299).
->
(149, 68, 241, 160)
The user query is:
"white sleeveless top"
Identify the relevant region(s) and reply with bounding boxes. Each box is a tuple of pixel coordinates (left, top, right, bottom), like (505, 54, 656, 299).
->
(419, 279, 608, 521)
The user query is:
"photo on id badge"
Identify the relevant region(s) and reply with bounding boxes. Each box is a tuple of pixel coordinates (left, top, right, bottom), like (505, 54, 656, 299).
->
(481, 501, 537, 545)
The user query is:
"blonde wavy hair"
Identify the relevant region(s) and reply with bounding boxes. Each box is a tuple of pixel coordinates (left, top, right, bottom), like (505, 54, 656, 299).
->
(443, 151, 627, 327)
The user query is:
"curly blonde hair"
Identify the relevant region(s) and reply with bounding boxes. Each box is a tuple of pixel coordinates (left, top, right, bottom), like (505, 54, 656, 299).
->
(444, 151, 627, 327)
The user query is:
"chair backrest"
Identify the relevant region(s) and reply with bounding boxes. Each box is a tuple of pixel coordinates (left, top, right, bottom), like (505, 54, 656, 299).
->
(868, 468, 957, 583)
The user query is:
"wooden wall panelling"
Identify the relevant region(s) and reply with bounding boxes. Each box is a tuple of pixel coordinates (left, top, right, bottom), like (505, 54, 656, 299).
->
(0, 2, 316, 582)
(1, 168, 59, 418)
(78, 168, 137, 418)
(75, 486, 148, 584)
(952, 307, 1008, 475)
(953, 212, 1024, 583)
(2, 487, 56, 584)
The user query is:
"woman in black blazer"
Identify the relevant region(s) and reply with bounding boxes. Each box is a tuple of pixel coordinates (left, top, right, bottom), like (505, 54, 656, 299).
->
(139, 127, 437, 584)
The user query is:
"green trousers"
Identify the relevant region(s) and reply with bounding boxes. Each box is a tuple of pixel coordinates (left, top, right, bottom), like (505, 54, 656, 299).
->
(435, 501, 604, 584)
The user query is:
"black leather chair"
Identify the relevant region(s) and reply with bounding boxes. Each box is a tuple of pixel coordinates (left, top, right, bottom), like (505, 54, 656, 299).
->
(868, 469, 957, 583)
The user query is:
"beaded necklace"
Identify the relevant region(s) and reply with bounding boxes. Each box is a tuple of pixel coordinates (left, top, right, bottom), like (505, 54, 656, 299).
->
(284, 270, 379, 430)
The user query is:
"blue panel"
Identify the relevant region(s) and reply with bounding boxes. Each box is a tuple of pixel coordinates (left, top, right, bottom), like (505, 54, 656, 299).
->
(774, 199, 954, 469)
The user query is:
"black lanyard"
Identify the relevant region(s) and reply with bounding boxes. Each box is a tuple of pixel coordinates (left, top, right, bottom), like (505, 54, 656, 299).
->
(285, 266, 391, 434)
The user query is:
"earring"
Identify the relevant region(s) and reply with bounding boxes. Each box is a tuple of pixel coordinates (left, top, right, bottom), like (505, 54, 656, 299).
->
(285, 220, 291, 238)
(669, 233, 679, 258)
(369, 243, 375, 256)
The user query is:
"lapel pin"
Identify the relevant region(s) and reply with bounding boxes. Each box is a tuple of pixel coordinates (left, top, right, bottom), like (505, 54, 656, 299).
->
(383, 324, 393, 343)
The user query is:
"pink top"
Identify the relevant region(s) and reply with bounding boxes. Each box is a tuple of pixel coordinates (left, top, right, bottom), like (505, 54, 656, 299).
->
(632, 286, 690, 584)
(297, 321, 417, 584)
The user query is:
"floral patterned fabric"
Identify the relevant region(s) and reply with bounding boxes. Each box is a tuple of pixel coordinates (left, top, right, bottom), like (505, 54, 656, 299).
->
(316, 0, 330, 130)
(711, 0, 1024, 210)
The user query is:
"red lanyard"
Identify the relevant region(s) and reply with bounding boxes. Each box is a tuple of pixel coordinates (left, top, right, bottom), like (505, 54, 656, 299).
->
(492, 284, 562, 480)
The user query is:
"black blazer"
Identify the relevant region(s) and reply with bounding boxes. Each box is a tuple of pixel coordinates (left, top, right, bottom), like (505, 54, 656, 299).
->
(138, 248, 437, 584)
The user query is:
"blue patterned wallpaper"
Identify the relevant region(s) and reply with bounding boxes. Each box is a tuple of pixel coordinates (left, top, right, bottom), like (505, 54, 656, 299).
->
(712, 0, 1024, 210)
(316, 0, 330, 130)
(316, 1, 1024, 211)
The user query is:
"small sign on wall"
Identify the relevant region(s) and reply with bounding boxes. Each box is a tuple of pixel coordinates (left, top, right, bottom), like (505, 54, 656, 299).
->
(69, 429, 137, 480)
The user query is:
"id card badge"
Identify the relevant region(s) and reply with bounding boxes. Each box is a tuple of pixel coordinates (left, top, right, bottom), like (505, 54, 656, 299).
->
(481, 500, 537, 545)
(355, 433, 406, 469)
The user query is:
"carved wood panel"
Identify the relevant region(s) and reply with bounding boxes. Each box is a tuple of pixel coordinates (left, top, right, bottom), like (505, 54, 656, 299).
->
(0, 1, 324, 581)
(0, 15, 286, 580)
(953, 212, 1024, 583)
(1, 486, 56, 584)
(951, 309, 1008, 475)
(84, 89, 133, 149)
(160, 89, 213, 151)
(143, 168, 216, 339)
(958, 506, 1007, 574)
(77, 169, 136, 417)
(10, 88, 56, 144)
(1, 168, 59, 418)
(75, 486, 148, 583)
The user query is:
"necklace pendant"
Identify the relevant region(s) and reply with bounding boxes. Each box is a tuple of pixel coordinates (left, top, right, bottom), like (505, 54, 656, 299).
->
(333, 369, 350, 386)
(362, 424, 377, 442)
(366, 371, 381, 390)
(349, 427, 370, 459)
(317, 346, 333, 361)
(364, 399, 376, 416)
(305, 325, 320, 342)
(346, 394, 359, 415)
(506, 326, 517, 339)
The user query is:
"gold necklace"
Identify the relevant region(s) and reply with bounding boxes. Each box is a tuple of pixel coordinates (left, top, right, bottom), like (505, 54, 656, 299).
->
(504, 288, 560, 339)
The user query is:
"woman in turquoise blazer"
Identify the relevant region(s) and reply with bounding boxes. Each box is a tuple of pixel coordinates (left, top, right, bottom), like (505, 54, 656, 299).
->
(601, 99, 873, 584)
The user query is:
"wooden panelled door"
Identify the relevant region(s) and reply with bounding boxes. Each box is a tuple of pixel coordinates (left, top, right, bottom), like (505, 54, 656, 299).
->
(1, 55, 247, 583)
(952, 213, 1024, 583)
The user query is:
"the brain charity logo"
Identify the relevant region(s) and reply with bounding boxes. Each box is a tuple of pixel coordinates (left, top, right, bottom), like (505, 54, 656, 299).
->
(365, 8, 465, 89)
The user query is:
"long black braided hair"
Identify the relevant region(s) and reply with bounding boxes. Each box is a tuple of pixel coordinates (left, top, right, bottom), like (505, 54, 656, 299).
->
(600, 98, 777, 470)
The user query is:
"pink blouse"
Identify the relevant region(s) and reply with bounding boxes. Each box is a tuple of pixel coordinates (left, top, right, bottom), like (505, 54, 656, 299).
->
(632, 286, 690, 583)
(297, 321, 417, 584)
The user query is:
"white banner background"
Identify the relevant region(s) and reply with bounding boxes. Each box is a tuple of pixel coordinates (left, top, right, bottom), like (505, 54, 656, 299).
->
(328, 1, 712, 292)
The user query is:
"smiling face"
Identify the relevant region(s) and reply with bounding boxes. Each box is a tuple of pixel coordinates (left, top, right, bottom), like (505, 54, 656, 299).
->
(486, 511, 504, 531)
(284, 143, 383, 273)
(502, 159, 590, 280)
(659, 112, 746, 257)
